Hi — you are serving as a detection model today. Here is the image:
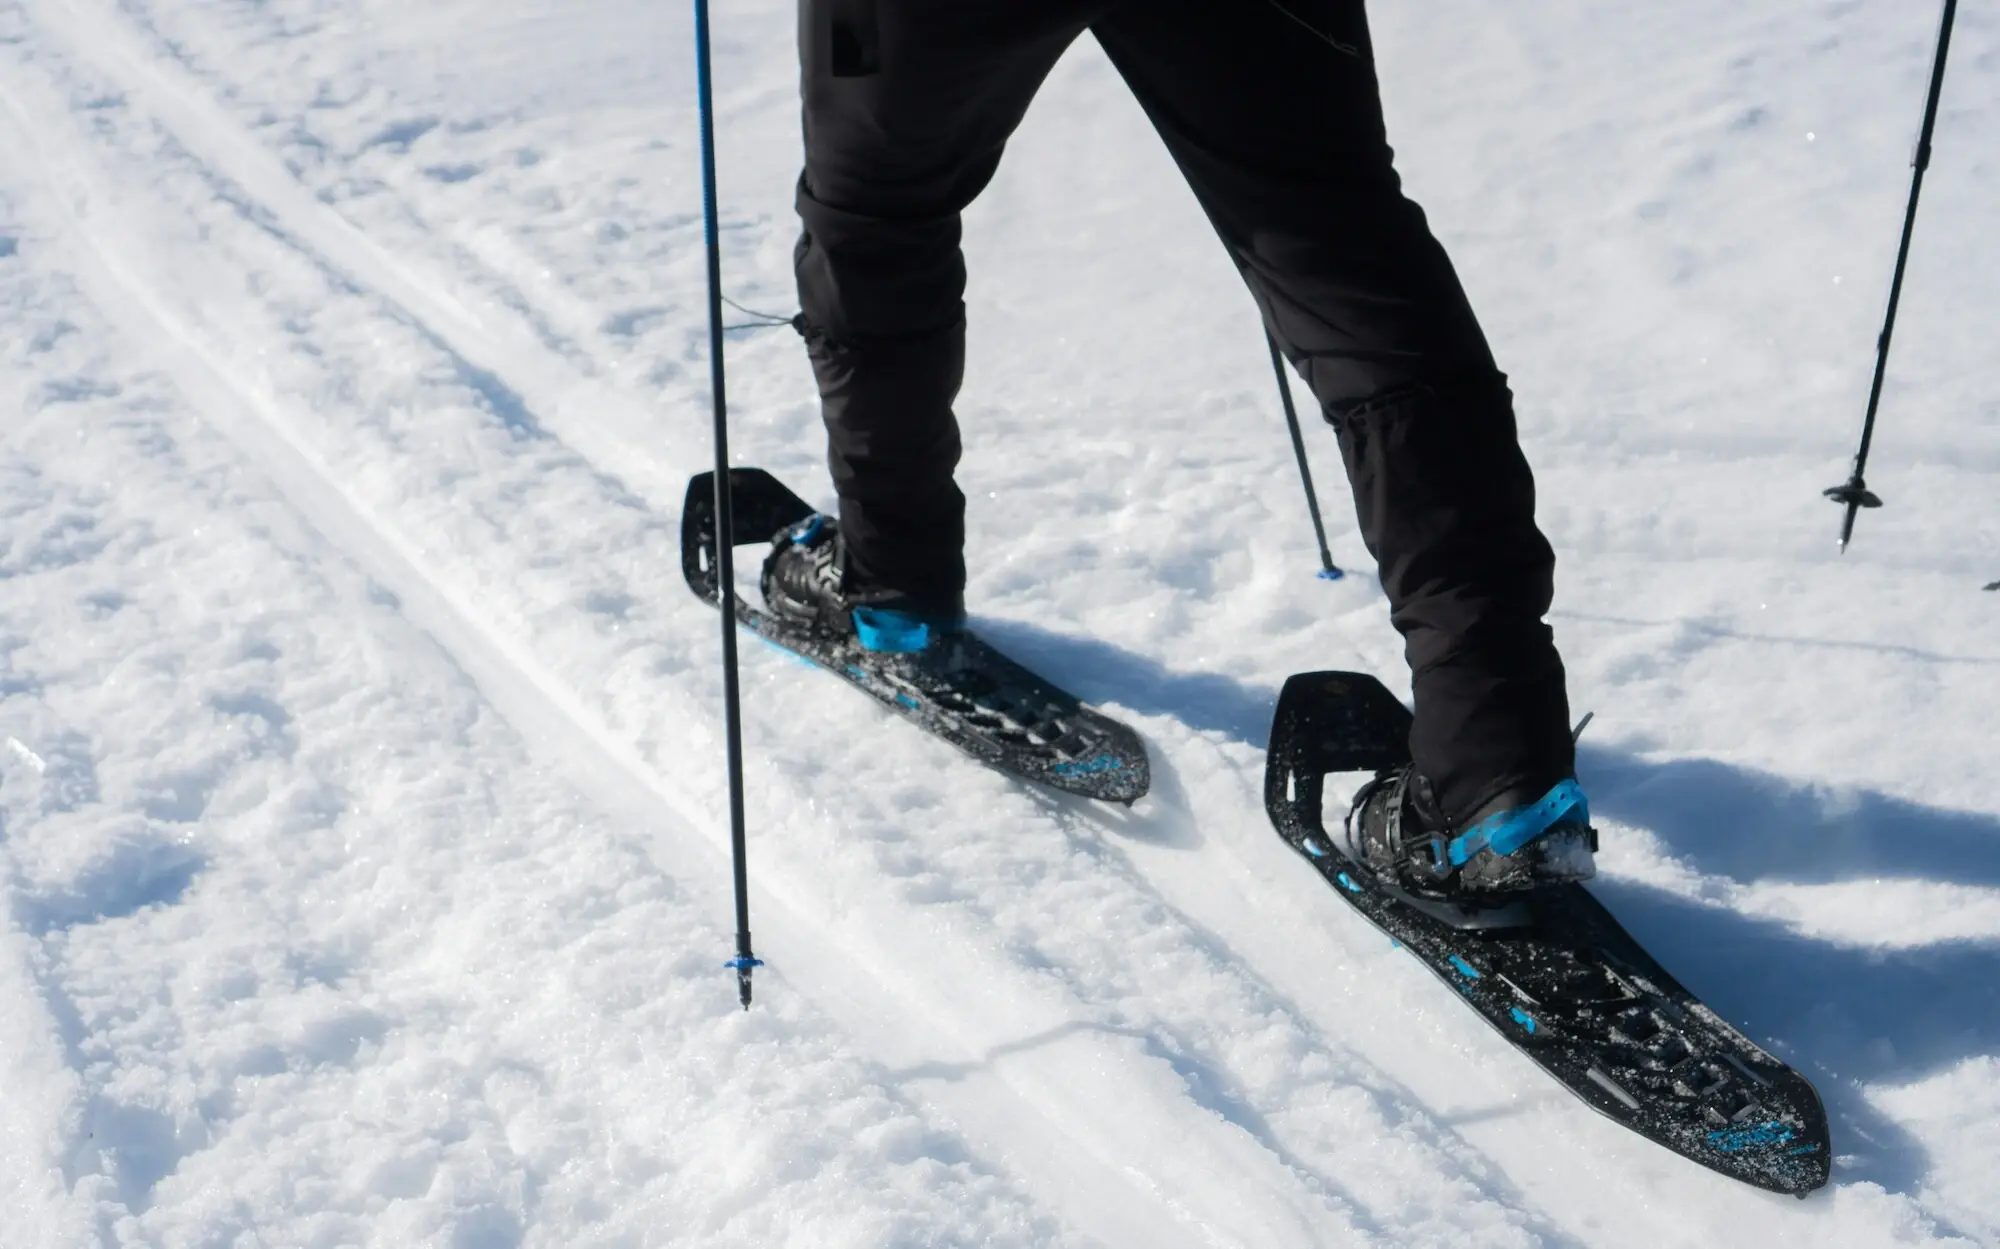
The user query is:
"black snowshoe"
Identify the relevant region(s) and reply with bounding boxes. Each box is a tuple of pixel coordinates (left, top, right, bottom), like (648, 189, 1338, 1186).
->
(1266, 670, 1830, 1195)
(682, 469, 1149, 803)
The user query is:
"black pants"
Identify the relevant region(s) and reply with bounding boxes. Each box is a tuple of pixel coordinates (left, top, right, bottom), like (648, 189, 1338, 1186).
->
(794, 0, 1573, 822)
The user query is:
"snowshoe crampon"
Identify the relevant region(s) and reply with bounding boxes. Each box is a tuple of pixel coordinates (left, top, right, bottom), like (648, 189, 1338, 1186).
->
(1265, 671, 1831, 1196)
(681, 469, 1149, 803)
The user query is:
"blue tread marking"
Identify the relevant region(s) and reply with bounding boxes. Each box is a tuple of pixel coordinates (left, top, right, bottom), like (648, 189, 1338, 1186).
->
(1335, 871, 1363, 893)
(1448, 955, 1482, 980)
(1052, 754, 1124, 777)
(1510, 1007, 1538, 1034)
(1302, 838, 1329, 858)
(1708, 1121, 1794, 1153)
(757, 637, 817, 669)
(894, 692, 920, 710)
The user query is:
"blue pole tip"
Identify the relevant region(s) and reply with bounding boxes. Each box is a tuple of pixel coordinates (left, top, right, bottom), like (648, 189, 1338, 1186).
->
(1317, 567, 1346, 582)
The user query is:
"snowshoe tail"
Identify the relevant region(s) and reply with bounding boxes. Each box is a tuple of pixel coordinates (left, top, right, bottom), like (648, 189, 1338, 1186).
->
(682, 469, 817, 605)
(1265, 670, 1414, 850)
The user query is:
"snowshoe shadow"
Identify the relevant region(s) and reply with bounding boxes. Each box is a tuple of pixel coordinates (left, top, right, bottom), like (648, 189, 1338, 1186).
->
(970, 617, 1277, 748)
(1591, 876, 1998, 1204)
(1577, 738, 2000, 1200)
(1582, 747, 2000, 891)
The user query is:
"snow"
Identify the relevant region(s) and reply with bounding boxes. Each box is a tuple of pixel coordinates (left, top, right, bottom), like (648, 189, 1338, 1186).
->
(0, 0, 1994, 1244)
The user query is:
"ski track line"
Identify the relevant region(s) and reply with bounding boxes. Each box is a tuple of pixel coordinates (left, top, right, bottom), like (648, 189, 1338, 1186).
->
(0, 879, 97, 1246)
(22, 0, 700, 480)
(0, 36, 1424, 1249)
(9, 6, 1720, 1246)
(10, 9, 1765, 1245)
(0, 103, 1197, 1249)
(0, 134, 1184, 1249)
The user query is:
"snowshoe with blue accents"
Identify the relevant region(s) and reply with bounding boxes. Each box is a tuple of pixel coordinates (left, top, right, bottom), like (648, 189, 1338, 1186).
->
(758, 512, 966, 651)
(682, 469, 1149, 803)
(1266, 670, 1830, 1196)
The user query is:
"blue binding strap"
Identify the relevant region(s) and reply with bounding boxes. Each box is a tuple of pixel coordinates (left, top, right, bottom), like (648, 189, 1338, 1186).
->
(853, 606, 934, 654)
(1447, 779, 1590, 867)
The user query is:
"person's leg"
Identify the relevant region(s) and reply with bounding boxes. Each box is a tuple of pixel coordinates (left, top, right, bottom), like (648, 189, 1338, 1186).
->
(1093, 0, 1572, 824)
(796, 0, 1092, 607)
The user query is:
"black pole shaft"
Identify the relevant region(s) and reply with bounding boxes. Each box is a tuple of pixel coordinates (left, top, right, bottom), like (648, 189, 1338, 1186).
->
(1267, 334, 1343, 580)
(694, 0, 759, 1009)
(1828, 0, 1957, 551)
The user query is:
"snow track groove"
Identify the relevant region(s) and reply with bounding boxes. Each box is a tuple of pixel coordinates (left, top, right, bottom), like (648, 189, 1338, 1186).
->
(0, 329, 1070, 1247)
(3, 32, 1079, 1249)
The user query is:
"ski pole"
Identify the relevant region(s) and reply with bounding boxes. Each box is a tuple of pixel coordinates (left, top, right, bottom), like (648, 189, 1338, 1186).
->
(1267, 333, 1344, 580)
(694, 0, 762, 1009)
(1825, 0, 1957, 552)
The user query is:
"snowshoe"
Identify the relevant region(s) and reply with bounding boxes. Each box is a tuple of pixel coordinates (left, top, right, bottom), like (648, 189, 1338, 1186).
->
(682, 469, 1149, 803)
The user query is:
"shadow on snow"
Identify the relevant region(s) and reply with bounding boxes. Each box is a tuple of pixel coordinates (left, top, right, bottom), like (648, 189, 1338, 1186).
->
(976, 616, 2000, 1199)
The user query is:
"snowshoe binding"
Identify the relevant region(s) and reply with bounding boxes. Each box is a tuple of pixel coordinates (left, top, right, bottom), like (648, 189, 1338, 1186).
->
(760, 513, 966, 655)
(682, 469, 1148, 802)
(1344, 764, 1597, 906)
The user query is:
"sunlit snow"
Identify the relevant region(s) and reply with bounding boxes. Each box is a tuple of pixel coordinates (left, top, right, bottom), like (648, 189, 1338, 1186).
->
(1, 0, 1995, 1245)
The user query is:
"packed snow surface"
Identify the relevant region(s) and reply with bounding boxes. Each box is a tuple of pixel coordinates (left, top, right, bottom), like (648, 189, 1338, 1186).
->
(2, 0, 1996, 1244)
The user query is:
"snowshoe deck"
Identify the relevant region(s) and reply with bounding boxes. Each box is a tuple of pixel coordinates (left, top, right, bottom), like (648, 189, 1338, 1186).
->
(682, 470, 1149, 804)
(1264, 671, 1831, 1196)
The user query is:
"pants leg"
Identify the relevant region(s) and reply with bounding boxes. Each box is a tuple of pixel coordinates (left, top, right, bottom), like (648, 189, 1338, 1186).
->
(1093, 0, 1573, 821)
(795, 0, 1093, 604)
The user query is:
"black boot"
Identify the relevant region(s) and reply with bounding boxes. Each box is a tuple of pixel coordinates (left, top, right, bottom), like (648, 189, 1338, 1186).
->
(760, 514, 965, 653)
(1342, 764, 1596, 901)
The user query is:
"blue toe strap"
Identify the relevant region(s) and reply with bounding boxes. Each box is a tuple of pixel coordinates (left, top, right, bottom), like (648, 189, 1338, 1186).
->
(852, 606, 934, 654)
(1446, 779, 1590, 867)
